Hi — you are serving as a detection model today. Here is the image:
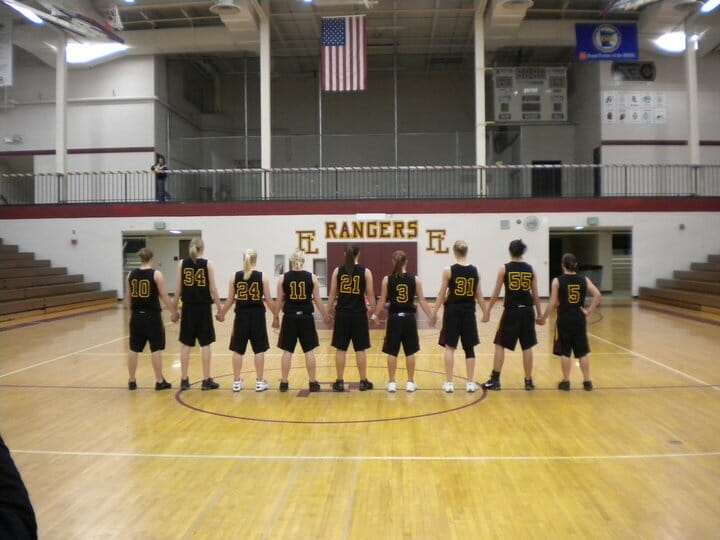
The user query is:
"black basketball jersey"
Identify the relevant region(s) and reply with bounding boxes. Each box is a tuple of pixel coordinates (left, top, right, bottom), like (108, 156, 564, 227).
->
(445, 264, 478, 305)
(503, 261, 534, 308)
(234, 270, 264, 312)
(388, 273, 417, 314)
(557, 273, 587, 316)
(181, 258, 212, 304)
(128, 268, 160, 311)
(335, 264, 367, 312)
(283, 270, 314, 314)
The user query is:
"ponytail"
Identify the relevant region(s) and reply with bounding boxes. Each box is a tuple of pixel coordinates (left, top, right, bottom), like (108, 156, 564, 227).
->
(344, 245, 359, 273)
(561, 253, 578, 272)
(391, 250, 406, 278)
(189, 237, 204, 262)
(243, 249, 257, 280)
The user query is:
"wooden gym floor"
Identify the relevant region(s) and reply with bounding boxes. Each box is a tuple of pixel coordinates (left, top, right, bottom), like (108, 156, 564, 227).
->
(1, 300, 719, 539)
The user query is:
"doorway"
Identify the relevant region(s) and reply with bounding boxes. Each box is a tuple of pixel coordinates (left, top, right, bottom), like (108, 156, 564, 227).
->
(548, 228, 632, 296)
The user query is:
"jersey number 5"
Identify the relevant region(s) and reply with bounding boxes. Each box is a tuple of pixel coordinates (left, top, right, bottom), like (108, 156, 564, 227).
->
(567, 284, 581, 304)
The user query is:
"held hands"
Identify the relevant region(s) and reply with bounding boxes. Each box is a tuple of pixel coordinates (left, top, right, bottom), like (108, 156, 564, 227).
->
(272, 316, 280, 329)
(429, 314, 437, 328)
(536, 316, 546, 326)
(171, 311, 180, 323)
(481, 311, 491, 324)
(215, 312, 225, 323)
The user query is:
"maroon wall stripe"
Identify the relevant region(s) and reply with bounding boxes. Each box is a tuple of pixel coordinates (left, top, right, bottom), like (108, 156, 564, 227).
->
(601, 140, 720, 146)
(0, 147, 155, 158)
(1, 197, 719, 220)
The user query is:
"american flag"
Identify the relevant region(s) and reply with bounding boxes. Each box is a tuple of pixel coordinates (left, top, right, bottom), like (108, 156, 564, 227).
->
(321, 15, 367, 92)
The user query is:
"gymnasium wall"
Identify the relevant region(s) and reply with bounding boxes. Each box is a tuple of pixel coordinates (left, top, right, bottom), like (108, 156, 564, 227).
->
(1, 210, 718, 300)
(599, 53, 720, 165)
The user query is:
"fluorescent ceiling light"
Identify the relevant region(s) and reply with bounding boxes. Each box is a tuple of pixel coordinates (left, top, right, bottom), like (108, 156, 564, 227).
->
(701, 0, 720, 13)
(653, 31, 699, 53)
(65, 42, 128, 64)
(3, 0, 44, 24)
(169, 230, 182, 235)
(574, 226, 585, 230)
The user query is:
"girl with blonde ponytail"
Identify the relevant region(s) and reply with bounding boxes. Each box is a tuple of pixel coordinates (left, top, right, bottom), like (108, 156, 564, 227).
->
(173, 237, 222, 391)
(217, 249, 279, 392)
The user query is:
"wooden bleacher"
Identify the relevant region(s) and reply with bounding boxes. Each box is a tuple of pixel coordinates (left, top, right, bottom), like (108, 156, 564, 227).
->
(0, 239, 118, 326)
(639, 254, 720, 315)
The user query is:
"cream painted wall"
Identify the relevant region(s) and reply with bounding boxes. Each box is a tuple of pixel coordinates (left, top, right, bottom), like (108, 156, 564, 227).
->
(1, 211, 718, 300)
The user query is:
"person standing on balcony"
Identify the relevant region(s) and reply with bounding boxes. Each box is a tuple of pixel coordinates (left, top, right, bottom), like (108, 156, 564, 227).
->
(152, 154, 170, 203)
(327, 245, 376, 392)
(433, 240, 488, 393)
(481, 239, 544, 391)
(539, 253, 601, 391)
(126, 248, 177, 391)
(216, 249, 279, 392)
(174, 237, 222, 391)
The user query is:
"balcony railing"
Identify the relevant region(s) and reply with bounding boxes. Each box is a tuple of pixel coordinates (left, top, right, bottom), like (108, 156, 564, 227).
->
(1, 164, 719, 205)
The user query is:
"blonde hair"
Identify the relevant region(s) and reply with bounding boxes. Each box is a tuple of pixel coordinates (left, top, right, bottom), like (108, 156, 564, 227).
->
(138, 247, 153, 264)
(453, 240, 468, 257)
(243, 249, 257, 280)
(189, 237, 204, 261)
(289, 249, 305, 271)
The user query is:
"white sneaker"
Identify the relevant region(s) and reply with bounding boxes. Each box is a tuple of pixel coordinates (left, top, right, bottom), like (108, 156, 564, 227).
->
(232, 380, 243, 392)
(406, 381, 418, 392)
(466, 381, 479, 393)
(386, 381, 397, 393)
(255, 380, 269, 392)
(442, 381, 455, 393)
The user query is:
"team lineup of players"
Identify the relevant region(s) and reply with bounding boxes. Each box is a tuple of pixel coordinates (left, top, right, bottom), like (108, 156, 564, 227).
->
(126, 237, 601, 394)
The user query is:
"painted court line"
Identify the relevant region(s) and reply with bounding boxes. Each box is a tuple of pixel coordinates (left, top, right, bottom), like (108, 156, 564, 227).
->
(11, 449, 720, 462)
(0, 335, 129, 379)
(588, 332, 719, 391)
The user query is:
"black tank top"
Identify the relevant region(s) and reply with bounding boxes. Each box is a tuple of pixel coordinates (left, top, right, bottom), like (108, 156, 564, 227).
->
(388, 273, 417, 314)
(335, 265, 367, 313)
(445, 264, 478, 305)
(283, 270, 314, 314)
(557, 273, 587, 317)
(181, 258, 212, 304)
(503, 261, 534, 308)
(128, 268, 160, 311)
(234, 270, 264, 312)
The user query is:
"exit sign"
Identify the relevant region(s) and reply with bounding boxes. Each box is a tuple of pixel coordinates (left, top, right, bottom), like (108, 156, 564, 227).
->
(587, 217, 599, 226)
(154, 222, 166, 230)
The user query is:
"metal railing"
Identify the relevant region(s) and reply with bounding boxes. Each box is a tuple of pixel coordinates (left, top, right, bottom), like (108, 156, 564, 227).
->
(1, 164, 719, 205)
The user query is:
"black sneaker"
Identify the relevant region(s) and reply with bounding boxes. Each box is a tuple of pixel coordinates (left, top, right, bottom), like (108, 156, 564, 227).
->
(583, 381, 593, 391)
(279, 381, 289, 392)
(180, 378, 190, 390)
(359, 379, 374, 391)
(332, 379, 345, 392)
(155, 380, 172, 391)
(558, 380, 571, 391)
(524, 378, 535, 391)
(201, 378, 219, 391)
(483, 378, 501, 391)
(128, 380, 137, 391)
(309, 381, 321, 392)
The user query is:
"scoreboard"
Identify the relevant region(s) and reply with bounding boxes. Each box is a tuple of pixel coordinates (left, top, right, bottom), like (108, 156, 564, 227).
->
(493, 67, 567, 123)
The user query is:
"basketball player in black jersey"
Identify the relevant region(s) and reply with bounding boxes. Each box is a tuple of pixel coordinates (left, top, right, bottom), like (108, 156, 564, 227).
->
(217, 249, 279, 392)
(126, 248, 177, 390)
(372, 251, 435, 392)
(274, 249, 330, 392)
(326, 245, 376, 392)
(174, 238, 223, 391)
(482, 239, 544, 391)
(433, 240, 488, 393)
(539, 253, 601, 391)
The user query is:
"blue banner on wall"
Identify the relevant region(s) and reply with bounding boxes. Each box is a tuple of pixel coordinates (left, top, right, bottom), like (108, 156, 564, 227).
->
(575, 23, 639, 61)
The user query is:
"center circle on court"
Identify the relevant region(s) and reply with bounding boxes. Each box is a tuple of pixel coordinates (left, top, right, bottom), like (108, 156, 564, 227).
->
(175, 365, 488, 424)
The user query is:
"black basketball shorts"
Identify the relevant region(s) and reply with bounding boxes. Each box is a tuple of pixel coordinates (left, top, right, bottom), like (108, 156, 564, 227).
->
(438, 304, 479, 356)
(278, 312, 319, 353)
(331, 310, 371, 352)
(229, 308, 269, 355)
(493, 306, 537, 351)
(382, 312, 420, 357)
(129, 310, 165, 353)
(179, 303, 216, 347)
